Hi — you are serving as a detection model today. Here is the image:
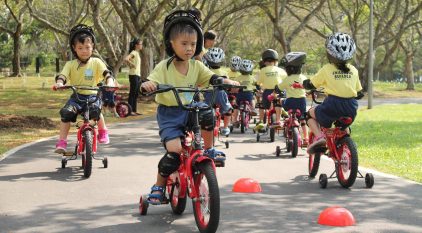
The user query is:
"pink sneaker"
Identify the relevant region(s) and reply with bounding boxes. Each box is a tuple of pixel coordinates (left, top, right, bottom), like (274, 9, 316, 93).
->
(54, 139, 67, 154)
(98, 129, 110, 144)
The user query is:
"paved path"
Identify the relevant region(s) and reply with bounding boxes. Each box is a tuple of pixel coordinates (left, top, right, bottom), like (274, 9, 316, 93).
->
(1, 115, 421, 233)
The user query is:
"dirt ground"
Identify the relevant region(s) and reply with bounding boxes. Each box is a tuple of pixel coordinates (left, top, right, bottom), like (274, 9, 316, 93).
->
(0, 114, 56, 130)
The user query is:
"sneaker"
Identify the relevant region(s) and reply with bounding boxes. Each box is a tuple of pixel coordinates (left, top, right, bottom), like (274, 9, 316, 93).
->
(204, 148, 226, 161)
(98, 129, 110, 144)
(255, 123, 265, 131)
(221, 127, 230, 136)
(307, 136, 326, 154)
(271, 121, 282, 128)
(54, 139, 67, 154)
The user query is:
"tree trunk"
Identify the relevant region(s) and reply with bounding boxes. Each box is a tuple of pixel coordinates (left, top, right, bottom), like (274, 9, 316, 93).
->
(404, 52, 414, 90)
(11, 25, 22, 77)
(140, 43, 151, 81)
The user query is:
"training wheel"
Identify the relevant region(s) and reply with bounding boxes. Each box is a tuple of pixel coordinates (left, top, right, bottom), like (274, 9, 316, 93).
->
(139, 195, 149, 215)
(225, 141, 229, 148)
(276, 146, 281, 157)
(256, 134, 260, 142)
(365, 173, 374, 188)
(319, 173, 328, 189)
(102, 157, 108, 168)
(61, 158, 67, 168)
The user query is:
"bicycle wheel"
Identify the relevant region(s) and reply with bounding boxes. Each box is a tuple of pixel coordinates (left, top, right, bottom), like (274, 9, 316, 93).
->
(240, 112, 246, 133)
(291, 127, 299, 158)
(192, 162, 220, 233)
(335, 137, 358, 188)
(168, 172, 187, 215)
(83, 130, 93, 178)
(116, 102, 132, 117)
(308, 133, 321, 178)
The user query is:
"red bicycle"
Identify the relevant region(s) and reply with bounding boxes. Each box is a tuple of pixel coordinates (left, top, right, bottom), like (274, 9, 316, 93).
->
(254, 89, 284, 142)
(139, 83, 234, 233)
(230, 99, 253, 134)
(307, 90, 374, 189)
(53, 85, 117, 178)
(276, 108, 303, 158)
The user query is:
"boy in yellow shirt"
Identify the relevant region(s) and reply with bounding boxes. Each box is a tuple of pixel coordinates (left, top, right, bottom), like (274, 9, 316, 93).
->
(232, 59, 258, 124)
(54, 24, 115, 153)
(278, 52, 309, 145)
(303, 32, 364, 153)
(227, 56, 241, 80)
(141, 10, 238, 204)
(256, 49, 287, 128)
(203, 47, 233, 136)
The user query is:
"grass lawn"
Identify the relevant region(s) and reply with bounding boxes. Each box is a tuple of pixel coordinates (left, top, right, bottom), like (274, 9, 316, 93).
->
(354, 104, 422, 182)
(0, 74, 156, 156)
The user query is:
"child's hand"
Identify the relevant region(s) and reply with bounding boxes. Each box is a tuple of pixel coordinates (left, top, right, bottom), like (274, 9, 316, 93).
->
(54, 82, 64, 90)
(141, 81, 157, 93)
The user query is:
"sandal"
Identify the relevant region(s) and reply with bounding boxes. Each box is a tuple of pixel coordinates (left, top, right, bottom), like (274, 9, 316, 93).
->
(147, 185, 165, 205)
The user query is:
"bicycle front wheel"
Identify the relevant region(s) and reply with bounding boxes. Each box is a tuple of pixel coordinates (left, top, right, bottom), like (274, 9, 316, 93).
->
(168, 172, 187, 215)
(336, 137, 358, 188)
(192, 162, 220, 233)
(83, 130, 93, 178)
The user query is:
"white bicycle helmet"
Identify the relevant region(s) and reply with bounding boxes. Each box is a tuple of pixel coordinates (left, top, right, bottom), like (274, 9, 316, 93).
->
(204, 47, 225, 66)
(230, 56, 242, 71)
(240, 59, 254, 73)
(325, 32, 356, 61)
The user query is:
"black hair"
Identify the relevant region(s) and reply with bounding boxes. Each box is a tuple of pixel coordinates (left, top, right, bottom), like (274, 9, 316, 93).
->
(169, 23, 198, 41)
(240, 70, 252, 75)
(71, 33, 94, 47)
(263, 58, 277, 63)
(285, 66, 302, 76)
(327, 52, 350, 73)
(259, 60, 266, 69)
(204, 30, 217, 40)
(129, 38, 141, 53)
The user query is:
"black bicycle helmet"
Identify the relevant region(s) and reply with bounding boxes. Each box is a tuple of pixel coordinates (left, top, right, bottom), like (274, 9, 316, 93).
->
(163, 10, 203, 57)
(69, 24, 96, 59)
(279, 52, 306, 67)
(261, 49, 279, 61)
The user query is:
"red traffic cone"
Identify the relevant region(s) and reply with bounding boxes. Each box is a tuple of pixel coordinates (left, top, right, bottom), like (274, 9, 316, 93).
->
(318, 206, 355, 227)
(232, 178, 262, 193)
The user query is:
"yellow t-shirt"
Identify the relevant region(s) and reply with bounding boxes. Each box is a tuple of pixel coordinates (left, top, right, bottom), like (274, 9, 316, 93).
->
(60, 57, 107, 95)
(128, 50, 141, 76)
(278, 74, 307, 98)
(147, 58, 214, 106)
(310, 63, 362, 98)
(210, 67, 227, 77)
(257, 66, 287, 90)
(227, 70, 240, 80)
(236, 74, 256, 92)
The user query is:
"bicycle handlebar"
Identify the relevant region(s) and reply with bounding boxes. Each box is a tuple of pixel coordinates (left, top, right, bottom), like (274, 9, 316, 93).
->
(143, 83, 246, 112)
(52, 85, 118, 104)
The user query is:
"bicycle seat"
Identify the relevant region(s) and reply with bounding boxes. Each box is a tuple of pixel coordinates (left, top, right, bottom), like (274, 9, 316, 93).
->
(334, 117, 353, 128)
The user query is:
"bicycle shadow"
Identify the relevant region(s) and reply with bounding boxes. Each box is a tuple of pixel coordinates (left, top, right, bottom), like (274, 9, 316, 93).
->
(0, 166, 86, 182)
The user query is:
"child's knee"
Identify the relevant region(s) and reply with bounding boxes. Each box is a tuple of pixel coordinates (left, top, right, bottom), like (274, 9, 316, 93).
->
(60, 105, 77, 122)
(158, 152, 180, 177)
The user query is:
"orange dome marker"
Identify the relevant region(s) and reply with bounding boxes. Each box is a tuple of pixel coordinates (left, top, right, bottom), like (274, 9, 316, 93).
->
(318, 206, 356, 227)
(232, 178, 262, 193)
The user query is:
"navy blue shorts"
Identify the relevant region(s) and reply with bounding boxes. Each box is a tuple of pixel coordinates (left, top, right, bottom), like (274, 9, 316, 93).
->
(236, 91, 253, 106)
(261, 89, 274, 109)
(64, 94, 102, 122)
(102, 90, 116, 107)
(157, 102, 212, 143)
(204, 90, 232, 115)
(283, 97, 306, 120)
(314, 95, 358, 128)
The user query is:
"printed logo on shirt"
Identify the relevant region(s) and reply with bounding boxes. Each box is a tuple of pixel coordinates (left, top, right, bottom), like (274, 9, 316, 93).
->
(265, 71, 278, 77)
(333, 71, 352, 80)
(84, 69, 94, 81)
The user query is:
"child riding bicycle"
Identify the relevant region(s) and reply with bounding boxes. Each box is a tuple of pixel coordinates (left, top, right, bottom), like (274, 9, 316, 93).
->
(228, 56, 241, 80)
(256, 49, 287, 129)
(232, 59, 258, 124)
(278, 52, 309, 145)
(203, 47, 234, 136)
(54, 24, 115, 153)
(303, 32, 364, 153)
(140, 10, 239, 205)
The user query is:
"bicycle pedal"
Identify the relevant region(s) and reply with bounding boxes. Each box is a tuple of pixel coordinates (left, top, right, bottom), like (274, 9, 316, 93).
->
(63, 151, 74, 156)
